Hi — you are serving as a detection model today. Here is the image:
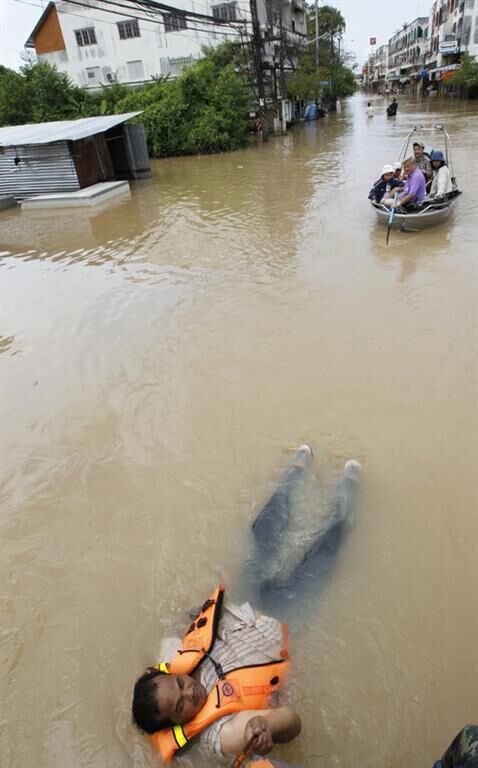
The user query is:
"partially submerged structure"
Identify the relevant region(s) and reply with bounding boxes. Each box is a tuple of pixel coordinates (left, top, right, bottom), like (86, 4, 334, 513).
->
(0, 113, 151, 201)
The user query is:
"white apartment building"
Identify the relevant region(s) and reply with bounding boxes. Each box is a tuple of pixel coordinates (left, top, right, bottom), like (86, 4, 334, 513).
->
(26, 0, 306, 90)
(387, 17, 430, 85)
(427, 0, 478, 75)
(25, 0, 247, 87)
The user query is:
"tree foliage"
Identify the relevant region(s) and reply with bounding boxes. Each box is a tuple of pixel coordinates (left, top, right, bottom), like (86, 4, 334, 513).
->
(287, 53, 355, 103)
(0, 45, 252, 155)
(290, 5, 353, 104)
(114, 49, 251, 156)
(0, 61, 89, 125)
(450, 53, 478, 91)
(305, 4, 346, 67)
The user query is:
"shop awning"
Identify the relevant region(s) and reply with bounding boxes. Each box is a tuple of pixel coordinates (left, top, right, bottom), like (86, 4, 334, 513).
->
(427, 64, 460, 75)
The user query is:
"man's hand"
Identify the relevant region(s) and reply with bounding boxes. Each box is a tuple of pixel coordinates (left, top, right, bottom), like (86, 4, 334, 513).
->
(244, 715, 273, 755)
(220, 706, 301, 756)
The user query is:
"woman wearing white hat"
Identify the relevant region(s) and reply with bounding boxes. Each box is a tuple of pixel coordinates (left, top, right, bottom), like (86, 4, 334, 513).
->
(368, 164, 402, 204)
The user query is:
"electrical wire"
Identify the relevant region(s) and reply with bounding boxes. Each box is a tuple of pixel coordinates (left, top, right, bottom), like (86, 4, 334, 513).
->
(64, 0, 249, 35)
(15, 0, 251, 40)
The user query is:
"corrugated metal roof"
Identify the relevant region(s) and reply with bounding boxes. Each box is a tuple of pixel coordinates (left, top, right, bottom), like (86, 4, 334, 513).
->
(0, 113, 142, 148)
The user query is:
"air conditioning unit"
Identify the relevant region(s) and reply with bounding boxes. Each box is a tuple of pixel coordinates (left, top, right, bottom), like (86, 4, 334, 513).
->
(106, 72, 116, 82)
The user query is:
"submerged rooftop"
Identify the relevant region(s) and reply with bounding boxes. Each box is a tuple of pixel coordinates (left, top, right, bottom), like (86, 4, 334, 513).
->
(0, 113, 142, 148)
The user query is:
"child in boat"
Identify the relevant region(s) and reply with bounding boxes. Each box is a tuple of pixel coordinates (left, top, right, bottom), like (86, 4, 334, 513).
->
(368, 165, 402, 204)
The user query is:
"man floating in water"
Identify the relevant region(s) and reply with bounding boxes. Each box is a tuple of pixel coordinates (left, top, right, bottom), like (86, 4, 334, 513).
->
(131, 445, 361, 763)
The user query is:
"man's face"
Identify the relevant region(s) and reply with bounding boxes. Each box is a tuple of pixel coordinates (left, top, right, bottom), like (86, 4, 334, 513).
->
(383, 172, 394, 182)
(404, 161, 415, 176)
(413, 144, 423, 160)
(432, 159, 441, 170)
(155, 674, 207, 725)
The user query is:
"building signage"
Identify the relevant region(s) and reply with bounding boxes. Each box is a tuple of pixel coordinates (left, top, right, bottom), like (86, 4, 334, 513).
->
(439, 41, 459, 54)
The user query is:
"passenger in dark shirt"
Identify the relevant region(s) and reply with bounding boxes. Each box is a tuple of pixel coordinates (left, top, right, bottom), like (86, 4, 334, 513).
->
(368, 165, 402, 204)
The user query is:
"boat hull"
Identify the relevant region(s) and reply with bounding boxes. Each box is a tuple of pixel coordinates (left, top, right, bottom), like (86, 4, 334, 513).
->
(371, 197, 460, 230)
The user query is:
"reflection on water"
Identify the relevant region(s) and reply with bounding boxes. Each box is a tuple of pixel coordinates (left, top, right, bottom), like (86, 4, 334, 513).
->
(1, 94, 477, 768)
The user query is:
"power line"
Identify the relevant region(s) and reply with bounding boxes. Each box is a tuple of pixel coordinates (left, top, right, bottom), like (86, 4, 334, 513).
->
(63, 0, 248, 37)
(106, 0, 238, 27)
(16, 0, 251, 40)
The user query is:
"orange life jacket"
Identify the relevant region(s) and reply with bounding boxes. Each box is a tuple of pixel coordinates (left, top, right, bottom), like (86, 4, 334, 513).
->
(150, 586, 290, 764)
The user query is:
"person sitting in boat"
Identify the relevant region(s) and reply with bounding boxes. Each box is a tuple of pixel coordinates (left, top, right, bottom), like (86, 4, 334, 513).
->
(368, 165, 402, 204)
(131, 446, 361, 763)
(384, 157, 426, 209)
(393, 161, 403, 179)
(412, 141, 432, 183)
(429, 150, 453, 200)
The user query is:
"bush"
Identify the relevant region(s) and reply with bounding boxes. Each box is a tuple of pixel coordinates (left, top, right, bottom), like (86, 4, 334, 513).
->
(1, 45, 252, 155)
(114, 55, 251, 156)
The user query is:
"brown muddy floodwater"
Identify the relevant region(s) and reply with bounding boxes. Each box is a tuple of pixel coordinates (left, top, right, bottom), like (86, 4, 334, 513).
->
(1, 94, 477, 768)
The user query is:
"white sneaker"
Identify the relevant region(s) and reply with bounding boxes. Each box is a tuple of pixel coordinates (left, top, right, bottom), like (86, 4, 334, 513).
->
(292, 444, 314, 469)
(344, 459, 361, 482)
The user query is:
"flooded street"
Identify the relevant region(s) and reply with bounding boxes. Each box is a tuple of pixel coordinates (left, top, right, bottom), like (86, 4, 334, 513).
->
(1, 93, 477, 767)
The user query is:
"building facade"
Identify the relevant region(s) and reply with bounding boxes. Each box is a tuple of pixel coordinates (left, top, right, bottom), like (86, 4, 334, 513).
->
(366, 44, 388, 91)
(363, 0, 478, 94)
(25, 0, 246, 87)
(387, 17, 430, 88)
(26, 0, 306, 90)
(426, 0, 478, 81)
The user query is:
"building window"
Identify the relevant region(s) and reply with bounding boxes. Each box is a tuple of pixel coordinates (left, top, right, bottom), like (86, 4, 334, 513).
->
(127, 60, 145, 80)
(85, 66, 101, 82)
(163, 13, 187, 32)
(117, 19, 140, 39)
(212, 2, 238, 20)
(75, 27, 97, 46)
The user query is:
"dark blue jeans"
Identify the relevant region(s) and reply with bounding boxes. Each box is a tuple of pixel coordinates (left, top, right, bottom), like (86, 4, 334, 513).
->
(243, 459, 360, 622)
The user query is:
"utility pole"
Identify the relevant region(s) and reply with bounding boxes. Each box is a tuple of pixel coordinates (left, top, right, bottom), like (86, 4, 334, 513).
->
(249, 0, 269, 140)
(315, 0, 319, 68)
(278, 0, 286, 133)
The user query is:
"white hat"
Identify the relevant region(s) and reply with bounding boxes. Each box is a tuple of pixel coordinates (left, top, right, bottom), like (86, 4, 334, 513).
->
(381, 164, 394, 175)
(413, 140, 425, 148)
(394, 161, 402, 170)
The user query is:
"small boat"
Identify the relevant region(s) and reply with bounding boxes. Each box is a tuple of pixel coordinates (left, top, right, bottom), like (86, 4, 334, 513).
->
(371, 124, 462, 231)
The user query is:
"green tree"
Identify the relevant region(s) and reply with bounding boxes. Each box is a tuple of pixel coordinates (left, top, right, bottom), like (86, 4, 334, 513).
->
(305, 4, 346, 67)
(287, 55, 329, 101)
(115, 50, 251, 156)
(0, 66, 30, 126)
(0, 61, 92, 125)
(287, 53, 355, 103)
(1, 47, 252, 156)
(450, 53, 478, 93)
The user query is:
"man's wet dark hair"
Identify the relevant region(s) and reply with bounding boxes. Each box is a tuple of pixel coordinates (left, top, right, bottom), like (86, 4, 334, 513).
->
(132, 667, 173, 734)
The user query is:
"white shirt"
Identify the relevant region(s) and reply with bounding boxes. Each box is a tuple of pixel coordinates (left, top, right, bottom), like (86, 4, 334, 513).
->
(366, 106, 374, 117)
(160, 602, 286, 757)
(430, 164, 453, 197)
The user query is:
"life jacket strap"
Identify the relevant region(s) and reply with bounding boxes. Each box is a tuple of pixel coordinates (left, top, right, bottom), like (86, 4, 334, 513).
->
(173, 724, 188, 749)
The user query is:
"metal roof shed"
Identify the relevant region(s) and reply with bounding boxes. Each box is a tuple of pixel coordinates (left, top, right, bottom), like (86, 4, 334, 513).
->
(0, 113, 151, 199)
